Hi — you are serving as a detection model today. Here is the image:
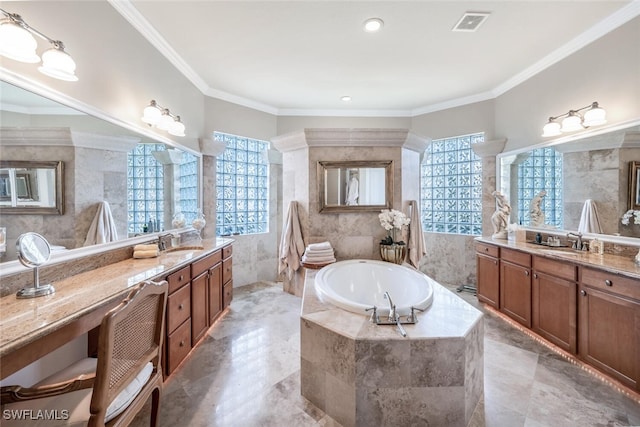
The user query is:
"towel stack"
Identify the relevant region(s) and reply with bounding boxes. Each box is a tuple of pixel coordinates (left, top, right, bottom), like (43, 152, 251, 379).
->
(302, 241, 336, 264)
(133, 244, 159, 259)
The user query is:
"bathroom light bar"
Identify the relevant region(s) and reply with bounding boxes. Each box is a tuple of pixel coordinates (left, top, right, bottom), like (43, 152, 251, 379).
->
(0, 8, 78, 81)
(141, 100, 186, 137)
(542, 101, 606, 137)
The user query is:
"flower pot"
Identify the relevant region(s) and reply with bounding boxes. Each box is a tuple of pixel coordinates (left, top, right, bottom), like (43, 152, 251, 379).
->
(380, 243, 406, 264)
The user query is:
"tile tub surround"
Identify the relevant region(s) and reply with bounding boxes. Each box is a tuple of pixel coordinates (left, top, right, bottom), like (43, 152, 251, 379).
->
(300, 269, 484, 426)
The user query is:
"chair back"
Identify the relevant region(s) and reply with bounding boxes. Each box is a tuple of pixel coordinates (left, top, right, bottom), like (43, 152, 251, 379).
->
(89, 279, 168, 424)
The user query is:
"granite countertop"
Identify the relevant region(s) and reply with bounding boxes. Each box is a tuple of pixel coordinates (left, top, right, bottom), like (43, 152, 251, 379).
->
(475, 236, 640, 280)
(0, 237, 233, 359)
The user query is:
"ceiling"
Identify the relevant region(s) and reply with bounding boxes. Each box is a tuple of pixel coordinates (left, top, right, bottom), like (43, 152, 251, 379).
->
(114, 1, 638, 116)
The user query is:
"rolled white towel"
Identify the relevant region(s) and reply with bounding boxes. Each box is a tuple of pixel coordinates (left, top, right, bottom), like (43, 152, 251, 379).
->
(307, 241, 332, 251)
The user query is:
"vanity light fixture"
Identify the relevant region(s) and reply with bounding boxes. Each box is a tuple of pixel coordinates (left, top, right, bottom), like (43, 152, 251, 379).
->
(542, 102, 607, 137)
(141, 100, 186, 137)
(363, 18, 384, 32)
(0, 8, 78, 81)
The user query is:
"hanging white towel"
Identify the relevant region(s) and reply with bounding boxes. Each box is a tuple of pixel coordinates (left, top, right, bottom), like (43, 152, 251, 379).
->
(578, 199, 603, 234)
(407, 200, 426, 268)
(83, 201, 119, 246)
(279, 201, 305, 278)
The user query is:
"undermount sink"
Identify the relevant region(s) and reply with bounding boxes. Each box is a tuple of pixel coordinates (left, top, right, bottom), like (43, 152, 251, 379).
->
(163, 245, 204, 253)
(540, 249, 581, 257)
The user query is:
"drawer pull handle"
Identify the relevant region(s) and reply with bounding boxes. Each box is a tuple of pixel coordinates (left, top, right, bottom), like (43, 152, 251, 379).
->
(604, 279, 612, 287)
(524, 270, 529, 276)
(485, 247, 489, 252)
(533, 273, 538, 279)
(580, 290, 587, 296)
(179, 304, 184, 310)
(179, 340, 185, 347)
(494, 260, 497, 265)
(179, 275, 184, 281)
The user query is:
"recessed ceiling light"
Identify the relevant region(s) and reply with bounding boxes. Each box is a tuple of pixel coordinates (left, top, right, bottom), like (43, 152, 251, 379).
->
(341, 96, 352, 102)
(363, 18, 383, 33)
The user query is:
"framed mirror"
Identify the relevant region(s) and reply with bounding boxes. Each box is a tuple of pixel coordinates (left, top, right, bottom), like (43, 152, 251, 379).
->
(317, 160, 393, 213)
(0, 79, 201, 263)
(0, 160, 64, 215)
(629, 161, 640, 211)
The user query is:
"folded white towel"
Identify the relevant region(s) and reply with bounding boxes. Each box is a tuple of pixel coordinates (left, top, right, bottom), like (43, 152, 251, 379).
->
(304, 248, 334, 257)
(307, 241, 332, 251)
(302, 255, 336, 264)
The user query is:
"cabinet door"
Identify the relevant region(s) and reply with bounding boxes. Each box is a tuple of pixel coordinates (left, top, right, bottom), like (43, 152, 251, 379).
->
(477, 254, 499, 309)
(500, 260, 532, 328)
(191, 272, 209, 344)
(208, 263, 222, 324)
(578, 286, 640, 391)
(532, 271, 576, 353)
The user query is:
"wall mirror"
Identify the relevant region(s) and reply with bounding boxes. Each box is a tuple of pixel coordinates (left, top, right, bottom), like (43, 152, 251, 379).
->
(498, 120, 640, 239)
(317, 160, 393, 213)
(0, 80, 201, 263)
(0, 160, 64, 215)
(628, 161, 640, 211)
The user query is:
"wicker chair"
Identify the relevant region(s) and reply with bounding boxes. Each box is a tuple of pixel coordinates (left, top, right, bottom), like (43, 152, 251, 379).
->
(1, 279, 168, 427)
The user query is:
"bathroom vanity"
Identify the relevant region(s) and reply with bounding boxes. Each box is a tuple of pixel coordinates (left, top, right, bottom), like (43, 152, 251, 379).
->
(476, 237, 640, 392)
(0, 238, 233, 382)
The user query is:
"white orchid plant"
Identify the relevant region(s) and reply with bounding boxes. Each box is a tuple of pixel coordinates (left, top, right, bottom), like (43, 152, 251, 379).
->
(379, 209, 410, 245)
(621, 210, 640, 225)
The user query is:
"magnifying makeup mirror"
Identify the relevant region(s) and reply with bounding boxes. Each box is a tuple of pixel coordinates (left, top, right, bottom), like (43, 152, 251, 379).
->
(15, 232, 55, 298)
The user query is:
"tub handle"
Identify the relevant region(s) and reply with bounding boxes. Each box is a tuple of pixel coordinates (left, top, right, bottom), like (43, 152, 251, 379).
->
(365, 306, 378, 323)
(408, 306, 425, 323)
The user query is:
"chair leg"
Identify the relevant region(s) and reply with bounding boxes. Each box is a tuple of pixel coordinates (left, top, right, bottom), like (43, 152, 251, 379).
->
(150, 387, 161, 427)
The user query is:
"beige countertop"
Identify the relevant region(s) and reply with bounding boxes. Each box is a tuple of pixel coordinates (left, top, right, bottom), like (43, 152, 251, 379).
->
(475, 236, 640, 280)
(0, 238, 233, 361)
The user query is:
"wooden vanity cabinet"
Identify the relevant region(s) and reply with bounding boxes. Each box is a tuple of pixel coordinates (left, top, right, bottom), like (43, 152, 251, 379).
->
(476, 242, 500, 309)
(222, 245, 233, 309)
(500, 248, 532, 328)
(532, 256, 577, 353)
(165, 266, 192, 375)
(578, 267, 640, 391)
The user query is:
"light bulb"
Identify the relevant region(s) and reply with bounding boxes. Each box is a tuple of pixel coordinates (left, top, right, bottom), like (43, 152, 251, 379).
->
(0, 19, 40, 63)
(157, 110, 173, 131)
(583, 103, 607, 127)
(142, 101, 161, 125)
(168, 117, 186, 137)
(38, 45, 78, 81)
(561, 113, 583, 132)
(542, 120, 561, 137)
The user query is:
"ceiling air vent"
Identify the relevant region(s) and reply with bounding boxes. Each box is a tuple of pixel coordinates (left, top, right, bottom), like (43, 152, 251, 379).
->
(452, 12, 490, 32)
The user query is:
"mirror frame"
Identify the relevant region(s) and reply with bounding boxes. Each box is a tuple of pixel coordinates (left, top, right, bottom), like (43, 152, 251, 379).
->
(317, 160, 393, 213)
(629, 161, 640, 211)
(0, 160, 64, 215)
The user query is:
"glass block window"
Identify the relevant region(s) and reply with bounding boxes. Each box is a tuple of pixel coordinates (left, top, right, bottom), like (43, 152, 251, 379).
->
(127, 144, 200, 234)
(421, 133, 483, 235)
(215, 131, 269, 236)
(127, 143, 165, 234)
(179, 152, 199, 225)
(517, 147, 563, 228)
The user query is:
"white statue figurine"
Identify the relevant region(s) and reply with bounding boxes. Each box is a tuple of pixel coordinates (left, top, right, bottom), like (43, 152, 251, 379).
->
(529, 190, 547, 227)
(491, 190, 511, 239)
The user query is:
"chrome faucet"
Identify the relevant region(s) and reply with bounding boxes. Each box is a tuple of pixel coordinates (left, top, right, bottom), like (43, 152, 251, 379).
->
(383, 291, 397, 322)
(158, 233, 172, 251)
(567, 232, 583, 250)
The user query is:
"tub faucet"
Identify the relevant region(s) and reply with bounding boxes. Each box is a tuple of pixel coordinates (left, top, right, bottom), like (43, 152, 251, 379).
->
(383, 292, 397, 322)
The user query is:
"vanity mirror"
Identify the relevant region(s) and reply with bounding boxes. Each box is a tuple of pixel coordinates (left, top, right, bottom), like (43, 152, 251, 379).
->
(498, 120, 640, 239)
(317, 160, 393, 213)
(0, 80, 201, 263)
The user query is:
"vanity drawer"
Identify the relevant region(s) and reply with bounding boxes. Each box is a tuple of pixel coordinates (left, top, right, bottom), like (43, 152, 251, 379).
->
(533, 256, 577, 281)
(222, 245, 233, 259)
(501, 248, 531, 268)
(191, 250, 221, 277)
(580, 267, 640, 300)
(166, 318, 191, 375)
(167, 265, 191, 294)
(476, 242, 499, 258)
(222, 257, 233, 284)
(167, 283, 191, 334)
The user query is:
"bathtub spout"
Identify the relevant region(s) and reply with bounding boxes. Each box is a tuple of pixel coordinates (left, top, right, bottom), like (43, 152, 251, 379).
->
(383, 292, 397, 322)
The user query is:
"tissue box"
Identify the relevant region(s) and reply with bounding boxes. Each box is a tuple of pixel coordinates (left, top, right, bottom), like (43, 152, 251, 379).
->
(508, 229, 526, 243)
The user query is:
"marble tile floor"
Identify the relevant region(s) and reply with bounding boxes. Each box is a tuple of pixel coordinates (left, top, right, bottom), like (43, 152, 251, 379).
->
(131, 281, 640, 427)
